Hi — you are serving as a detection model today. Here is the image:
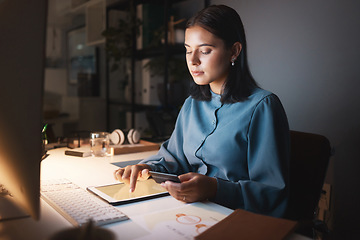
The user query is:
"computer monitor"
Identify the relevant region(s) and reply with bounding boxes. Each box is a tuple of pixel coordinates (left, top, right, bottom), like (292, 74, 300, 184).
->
(0, 0, 47, 220)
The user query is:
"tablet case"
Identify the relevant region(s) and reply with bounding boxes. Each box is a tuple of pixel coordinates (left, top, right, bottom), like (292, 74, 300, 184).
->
(195, 209, 298, 240)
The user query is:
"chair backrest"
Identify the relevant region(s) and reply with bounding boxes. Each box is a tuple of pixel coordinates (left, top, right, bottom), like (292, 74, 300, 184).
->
(286, 130, 331, 222)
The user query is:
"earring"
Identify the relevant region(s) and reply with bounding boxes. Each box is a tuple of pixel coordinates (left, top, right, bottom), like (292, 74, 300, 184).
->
(231, 58, 236, 66)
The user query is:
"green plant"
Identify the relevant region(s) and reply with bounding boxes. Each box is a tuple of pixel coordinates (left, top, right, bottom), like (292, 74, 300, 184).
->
(102, 7, 141, 72)
(143, 26, 189, 83)
(102, 6, 189, 83)
(144, 56, 189, 83)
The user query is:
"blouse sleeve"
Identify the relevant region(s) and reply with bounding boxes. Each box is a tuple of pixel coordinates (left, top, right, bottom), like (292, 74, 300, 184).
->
(212, 95, 290, 217)
(139, 98, 192, 174)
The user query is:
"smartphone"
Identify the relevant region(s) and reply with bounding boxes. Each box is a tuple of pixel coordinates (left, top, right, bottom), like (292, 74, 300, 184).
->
(149, 171, 180, 183)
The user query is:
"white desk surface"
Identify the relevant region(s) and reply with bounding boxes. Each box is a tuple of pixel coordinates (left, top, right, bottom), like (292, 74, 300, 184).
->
(0, 147, 310, 240)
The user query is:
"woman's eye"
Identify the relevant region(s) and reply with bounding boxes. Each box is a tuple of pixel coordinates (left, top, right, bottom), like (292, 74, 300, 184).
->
(201, 51, 211, 55)
(185, 48, 192, 54)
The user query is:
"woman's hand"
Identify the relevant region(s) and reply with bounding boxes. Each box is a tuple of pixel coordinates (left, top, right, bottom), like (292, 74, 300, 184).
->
(113, 164, 152, 192)
(161, 172, 217, 203)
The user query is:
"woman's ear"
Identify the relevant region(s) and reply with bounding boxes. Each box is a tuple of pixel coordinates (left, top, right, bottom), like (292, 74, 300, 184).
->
(231, 42, 242, 60)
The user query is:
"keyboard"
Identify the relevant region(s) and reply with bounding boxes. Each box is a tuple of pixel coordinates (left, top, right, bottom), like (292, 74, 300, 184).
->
(41, 179, 129, 226)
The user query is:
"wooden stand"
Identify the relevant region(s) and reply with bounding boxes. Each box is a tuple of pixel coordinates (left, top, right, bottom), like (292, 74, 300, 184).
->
(110, 140, 160, 155)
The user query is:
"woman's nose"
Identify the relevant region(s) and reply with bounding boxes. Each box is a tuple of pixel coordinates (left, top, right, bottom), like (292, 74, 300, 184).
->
(189, 52, 200, 66)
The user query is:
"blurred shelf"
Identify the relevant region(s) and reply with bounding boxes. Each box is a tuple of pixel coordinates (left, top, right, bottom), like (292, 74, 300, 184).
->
(135, 44, 184, 60)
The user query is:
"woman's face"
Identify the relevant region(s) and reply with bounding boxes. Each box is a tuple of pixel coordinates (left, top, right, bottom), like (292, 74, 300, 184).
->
(185, 26, 233, 94)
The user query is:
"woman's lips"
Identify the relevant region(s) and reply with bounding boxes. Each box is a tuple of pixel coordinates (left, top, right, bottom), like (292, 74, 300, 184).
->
(191, 71, 204, 76)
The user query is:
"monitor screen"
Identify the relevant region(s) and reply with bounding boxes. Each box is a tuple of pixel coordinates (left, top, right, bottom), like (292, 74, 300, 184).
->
(0, 0, 47, 220)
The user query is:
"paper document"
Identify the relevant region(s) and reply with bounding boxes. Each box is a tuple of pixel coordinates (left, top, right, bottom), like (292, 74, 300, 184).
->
(133, 203, 229, 240)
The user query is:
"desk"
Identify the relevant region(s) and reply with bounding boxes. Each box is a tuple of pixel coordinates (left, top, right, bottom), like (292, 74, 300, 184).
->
(0, 148, 310, 240)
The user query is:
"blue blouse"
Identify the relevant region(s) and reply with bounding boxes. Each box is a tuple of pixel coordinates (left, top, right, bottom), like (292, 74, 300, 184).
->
(140, 87, 290, 217)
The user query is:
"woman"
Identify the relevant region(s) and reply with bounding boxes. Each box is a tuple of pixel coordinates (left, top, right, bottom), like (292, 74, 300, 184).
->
(114, 5, 290, 218)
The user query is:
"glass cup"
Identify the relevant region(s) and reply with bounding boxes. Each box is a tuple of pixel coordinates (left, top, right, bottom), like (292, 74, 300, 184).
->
(90, 132, 110, 157)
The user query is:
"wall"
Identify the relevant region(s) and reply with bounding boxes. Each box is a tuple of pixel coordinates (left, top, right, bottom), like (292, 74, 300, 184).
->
(211, 0, 360, 238)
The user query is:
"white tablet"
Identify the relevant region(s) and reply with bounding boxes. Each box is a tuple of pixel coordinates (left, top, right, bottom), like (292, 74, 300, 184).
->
(87, 178, 169, 205)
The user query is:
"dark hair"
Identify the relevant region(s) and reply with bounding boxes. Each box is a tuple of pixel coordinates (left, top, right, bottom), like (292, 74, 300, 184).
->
(186, 5, 258, 103)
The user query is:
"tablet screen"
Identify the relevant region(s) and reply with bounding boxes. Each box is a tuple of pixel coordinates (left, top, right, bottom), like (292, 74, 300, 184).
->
(88, 179, 168, 205)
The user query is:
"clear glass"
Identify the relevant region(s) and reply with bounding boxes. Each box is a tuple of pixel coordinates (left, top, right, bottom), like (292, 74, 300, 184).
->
(90, 132, 110, 157)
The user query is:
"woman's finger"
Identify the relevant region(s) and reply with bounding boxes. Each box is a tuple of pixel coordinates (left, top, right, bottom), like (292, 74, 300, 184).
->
(114, 168, 124, 181)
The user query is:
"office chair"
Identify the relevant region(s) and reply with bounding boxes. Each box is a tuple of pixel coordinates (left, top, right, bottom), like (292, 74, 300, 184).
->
(286, 130, 332, 238)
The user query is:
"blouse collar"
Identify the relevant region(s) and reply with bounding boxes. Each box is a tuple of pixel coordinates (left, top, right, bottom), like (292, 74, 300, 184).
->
(210, 89, 222, 108)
